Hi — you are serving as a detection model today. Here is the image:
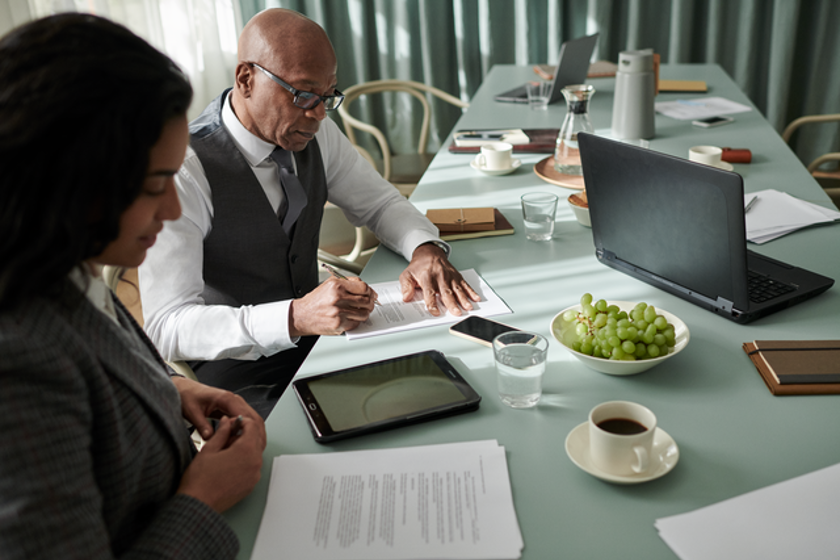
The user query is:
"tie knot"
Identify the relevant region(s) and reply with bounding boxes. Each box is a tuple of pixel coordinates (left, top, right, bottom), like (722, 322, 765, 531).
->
(269, 146, 293, 170)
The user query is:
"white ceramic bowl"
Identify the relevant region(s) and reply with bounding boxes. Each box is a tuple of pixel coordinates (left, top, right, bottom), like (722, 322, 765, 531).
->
(568, 195, 591, 227)
(550, 301, 690, 375)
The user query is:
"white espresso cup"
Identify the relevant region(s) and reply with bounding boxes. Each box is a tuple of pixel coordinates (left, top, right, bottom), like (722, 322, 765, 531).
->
(688, 145, 724, 167)
(475, 142, 513, 170)
(588, 401, 657, 476)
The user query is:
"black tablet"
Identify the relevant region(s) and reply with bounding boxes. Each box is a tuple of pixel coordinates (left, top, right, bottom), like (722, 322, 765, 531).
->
(293, 350, 481, 443)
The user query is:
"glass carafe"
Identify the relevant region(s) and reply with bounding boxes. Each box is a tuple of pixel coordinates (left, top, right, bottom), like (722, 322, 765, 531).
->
(554, 85, 595, 175)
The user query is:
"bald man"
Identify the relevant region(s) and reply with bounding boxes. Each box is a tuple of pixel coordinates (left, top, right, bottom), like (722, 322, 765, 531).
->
(138, 9, 478, 415)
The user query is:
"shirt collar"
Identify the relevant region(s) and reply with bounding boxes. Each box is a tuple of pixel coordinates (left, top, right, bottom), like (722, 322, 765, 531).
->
(221, 91, 275, 166)
(69, 264, 120, 326)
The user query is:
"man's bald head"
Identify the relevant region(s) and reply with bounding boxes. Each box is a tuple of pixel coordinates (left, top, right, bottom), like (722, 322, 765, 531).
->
(238, 9, 334, 77)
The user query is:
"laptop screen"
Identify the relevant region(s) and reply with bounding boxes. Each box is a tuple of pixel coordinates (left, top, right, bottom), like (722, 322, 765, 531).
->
(579, 133, 750, 310)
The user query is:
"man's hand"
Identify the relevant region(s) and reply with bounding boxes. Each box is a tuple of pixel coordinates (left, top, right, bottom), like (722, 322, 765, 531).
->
(171, 376, 266, 447)
(289, 276, 377, 336)
(399, 242, 481, 316)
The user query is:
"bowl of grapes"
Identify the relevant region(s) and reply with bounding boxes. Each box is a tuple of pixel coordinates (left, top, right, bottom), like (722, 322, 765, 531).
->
(550, 293, 690, 375)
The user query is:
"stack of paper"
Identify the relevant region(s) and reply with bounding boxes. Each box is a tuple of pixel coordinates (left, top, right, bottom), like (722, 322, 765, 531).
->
(251, 440, 523, 560)
(655, 461, 840, 559)
(654, 96, 752, 120)
(745, 189, 840, 244)
(345, 269, 512, 341)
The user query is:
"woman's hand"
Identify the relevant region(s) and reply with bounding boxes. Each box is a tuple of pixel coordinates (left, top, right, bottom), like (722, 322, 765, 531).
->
(176, 415, 264, 513)
(171, 375, 266, 448)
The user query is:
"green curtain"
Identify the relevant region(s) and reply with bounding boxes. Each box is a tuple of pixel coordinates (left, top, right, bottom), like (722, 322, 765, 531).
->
(239, 0, 839, 169)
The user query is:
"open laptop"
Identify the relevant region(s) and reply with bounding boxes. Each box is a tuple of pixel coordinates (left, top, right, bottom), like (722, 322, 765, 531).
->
(578, 133, 834, 324)
(494, 33, 599, 104)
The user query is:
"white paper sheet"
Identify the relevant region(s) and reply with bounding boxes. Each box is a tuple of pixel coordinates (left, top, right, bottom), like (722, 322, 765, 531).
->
(744, 189, 840, 244)
(654, 96, 752, 120)
(345, 269, 512, 340)
(655, 461, 840, 560)
(251, 440, 524, 560)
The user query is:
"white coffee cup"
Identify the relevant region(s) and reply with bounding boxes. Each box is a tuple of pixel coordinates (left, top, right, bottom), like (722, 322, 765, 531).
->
(688, 145, 724, 167)
(588, 401, 657, 476)
(475, 142, 513, 170)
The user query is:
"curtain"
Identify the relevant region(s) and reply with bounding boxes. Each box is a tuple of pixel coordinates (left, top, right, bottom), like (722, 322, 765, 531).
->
(240, 0, 839, 170)
(19, 0, 243, 121)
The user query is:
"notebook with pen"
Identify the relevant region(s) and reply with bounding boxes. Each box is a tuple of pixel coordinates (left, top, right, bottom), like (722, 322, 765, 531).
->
(494, 33, 598, 104)
(578, 133, 834, 324)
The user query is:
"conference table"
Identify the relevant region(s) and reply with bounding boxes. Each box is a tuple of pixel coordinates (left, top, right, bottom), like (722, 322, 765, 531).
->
(224, 64, 840, 559)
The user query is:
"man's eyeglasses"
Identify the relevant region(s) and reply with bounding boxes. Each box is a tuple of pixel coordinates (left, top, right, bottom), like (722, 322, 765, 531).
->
(250, 63, 344, 111)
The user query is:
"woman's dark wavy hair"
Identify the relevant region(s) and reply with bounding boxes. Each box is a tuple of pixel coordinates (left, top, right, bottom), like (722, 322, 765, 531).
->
(0, 13, 192, 308)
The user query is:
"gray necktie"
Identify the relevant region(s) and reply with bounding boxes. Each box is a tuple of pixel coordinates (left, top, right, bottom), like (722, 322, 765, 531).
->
(269, 147, 308, 236)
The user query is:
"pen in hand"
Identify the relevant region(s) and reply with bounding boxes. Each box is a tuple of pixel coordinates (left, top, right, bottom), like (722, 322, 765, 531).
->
(321, 263, 381, 306)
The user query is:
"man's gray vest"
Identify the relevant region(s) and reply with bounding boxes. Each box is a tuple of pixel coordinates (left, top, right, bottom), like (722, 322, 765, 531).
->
(188, 89, 327, 307)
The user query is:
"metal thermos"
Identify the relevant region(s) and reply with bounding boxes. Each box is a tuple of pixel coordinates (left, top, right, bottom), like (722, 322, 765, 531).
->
(611, 49, 655, 139)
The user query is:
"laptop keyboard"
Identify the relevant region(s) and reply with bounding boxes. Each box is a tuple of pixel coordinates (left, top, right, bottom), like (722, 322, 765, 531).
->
(748, 270, 795, 303)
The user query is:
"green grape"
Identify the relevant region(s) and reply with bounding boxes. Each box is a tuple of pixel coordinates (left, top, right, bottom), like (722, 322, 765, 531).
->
(621, 354, 637, 361)
(567, 293, 678, 363)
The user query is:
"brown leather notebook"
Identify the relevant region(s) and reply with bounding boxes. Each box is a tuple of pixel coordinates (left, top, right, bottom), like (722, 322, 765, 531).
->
(430, 208, 514, 241)
(743, 340, 840, 395)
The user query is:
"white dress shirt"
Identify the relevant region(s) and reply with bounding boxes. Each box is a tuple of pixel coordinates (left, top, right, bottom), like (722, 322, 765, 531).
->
(139, 93, 442, 362)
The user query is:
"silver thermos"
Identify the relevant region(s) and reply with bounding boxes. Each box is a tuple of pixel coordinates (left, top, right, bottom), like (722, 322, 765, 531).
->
(611, 49, 655, 140)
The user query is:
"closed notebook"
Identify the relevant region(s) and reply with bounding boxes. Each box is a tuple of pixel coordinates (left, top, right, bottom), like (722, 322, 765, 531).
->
(426, 207, 495, 233)
(743, 340, 840, 395)
(449, 129, 557, 153)
(427, 208, 514, 241)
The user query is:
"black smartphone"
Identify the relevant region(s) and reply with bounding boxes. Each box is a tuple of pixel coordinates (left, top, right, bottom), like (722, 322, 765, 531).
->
(691, 115, 734, 128)
(293, 350, 481, 443)
(449, 316, 520, 347)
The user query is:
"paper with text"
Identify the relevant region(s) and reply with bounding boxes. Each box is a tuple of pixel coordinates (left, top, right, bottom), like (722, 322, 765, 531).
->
(250, 440, 523, 560)
(654, 96, 752, 120)
(345, 269, 512, 340)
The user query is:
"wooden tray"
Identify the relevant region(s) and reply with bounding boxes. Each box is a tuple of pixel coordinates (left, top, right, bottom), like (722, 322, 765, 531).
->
(533, 156, 585, 190)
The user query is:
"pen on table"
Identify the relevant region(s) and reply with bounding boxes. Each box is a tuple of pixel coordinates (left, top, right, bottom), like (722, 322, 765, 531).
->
(321, 263, 381, 305)
(744, 195, 759, 213)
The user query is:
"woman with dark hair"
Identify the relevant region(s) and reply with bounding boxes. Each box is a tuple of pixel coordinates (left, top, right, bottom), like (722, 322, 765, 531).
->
(0, 14, 265, 559)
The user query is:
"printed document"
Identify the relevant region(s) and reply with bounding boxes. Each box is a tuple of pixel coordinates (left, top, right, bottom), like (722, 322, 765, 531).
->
(654, 96, 752, 120)
(345, 269, 512, 340)
(744, 189, 840, 243)
(250, 440, 524, 560)
(656, 461, 840, 559)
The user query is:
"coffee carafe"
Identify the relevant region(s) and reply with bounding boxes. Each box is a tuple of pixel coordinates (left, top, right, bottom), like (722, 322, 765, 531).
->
(611, 49, 655, 140)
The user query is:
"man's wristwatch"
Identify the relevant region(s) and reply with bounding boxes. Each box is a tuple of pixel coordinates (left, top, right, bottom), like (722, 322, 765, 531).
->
(423, 240, 450, 256)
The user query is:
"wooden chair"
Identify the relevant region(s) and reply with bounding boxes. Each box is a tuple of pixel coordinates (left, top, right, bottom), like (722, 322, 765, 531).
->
(782, 114, 840, 207)
(101, 265, 197, 380)
(337, 79, 469, 198)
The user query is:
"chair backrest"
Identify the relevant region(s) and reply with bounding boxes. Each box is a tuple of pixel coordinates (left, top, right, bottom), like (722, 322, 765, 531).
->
(337, 79, 469, 181)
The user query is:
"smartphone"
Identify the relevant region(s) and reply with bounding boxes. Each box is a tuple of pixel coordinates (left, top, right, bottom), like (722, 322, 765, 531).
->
(692, 115, 734, 128)
(449, 316, 520, 347)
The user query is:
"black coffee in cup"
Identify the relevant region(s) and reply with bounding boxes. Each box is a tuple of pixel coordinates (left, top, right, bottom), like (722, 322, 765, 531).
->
(597, 418, 647, 435)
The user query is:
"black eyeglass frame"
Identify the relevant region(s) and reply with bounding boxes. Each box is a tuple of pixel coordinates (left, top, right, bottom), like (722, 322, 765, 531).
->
(249, 62, 344, 111)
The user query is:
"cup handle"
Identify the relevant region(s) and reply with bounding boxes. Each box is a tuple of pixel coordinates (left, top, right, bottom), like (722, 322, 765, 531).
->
(632, 445, 649, 474)
(475, 154, 486, 168)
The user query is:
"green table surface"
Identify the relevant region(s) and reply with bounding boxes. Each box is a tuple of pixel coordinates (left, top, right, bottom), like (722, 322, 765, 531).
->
(224, 64, 840, 559)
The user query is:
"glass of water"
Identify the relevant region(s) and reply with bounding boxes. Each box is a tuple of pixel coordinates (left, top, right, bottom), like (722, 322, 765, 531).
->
(521, 192, 558, 241)
(493, 331, 549, 409)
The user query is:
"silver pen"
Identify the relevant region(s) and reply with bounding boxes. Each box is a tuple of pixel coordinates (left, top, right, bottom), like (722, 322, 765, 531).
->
(744, 196, 759, 213)
(321, 263, 381, 306)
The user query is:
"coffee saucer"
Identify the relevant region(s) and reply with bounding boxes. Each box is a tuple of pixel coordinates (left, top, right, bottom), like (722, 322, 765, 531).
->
(695, 160, 734, 171)
(564, 422, 679, 484)
(471, 158, 522, 176)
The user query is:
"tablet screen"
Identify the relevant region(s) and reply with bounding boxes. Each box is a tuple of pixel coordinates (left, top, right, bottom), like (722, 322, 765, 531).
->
(293, 351, 481, 442)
